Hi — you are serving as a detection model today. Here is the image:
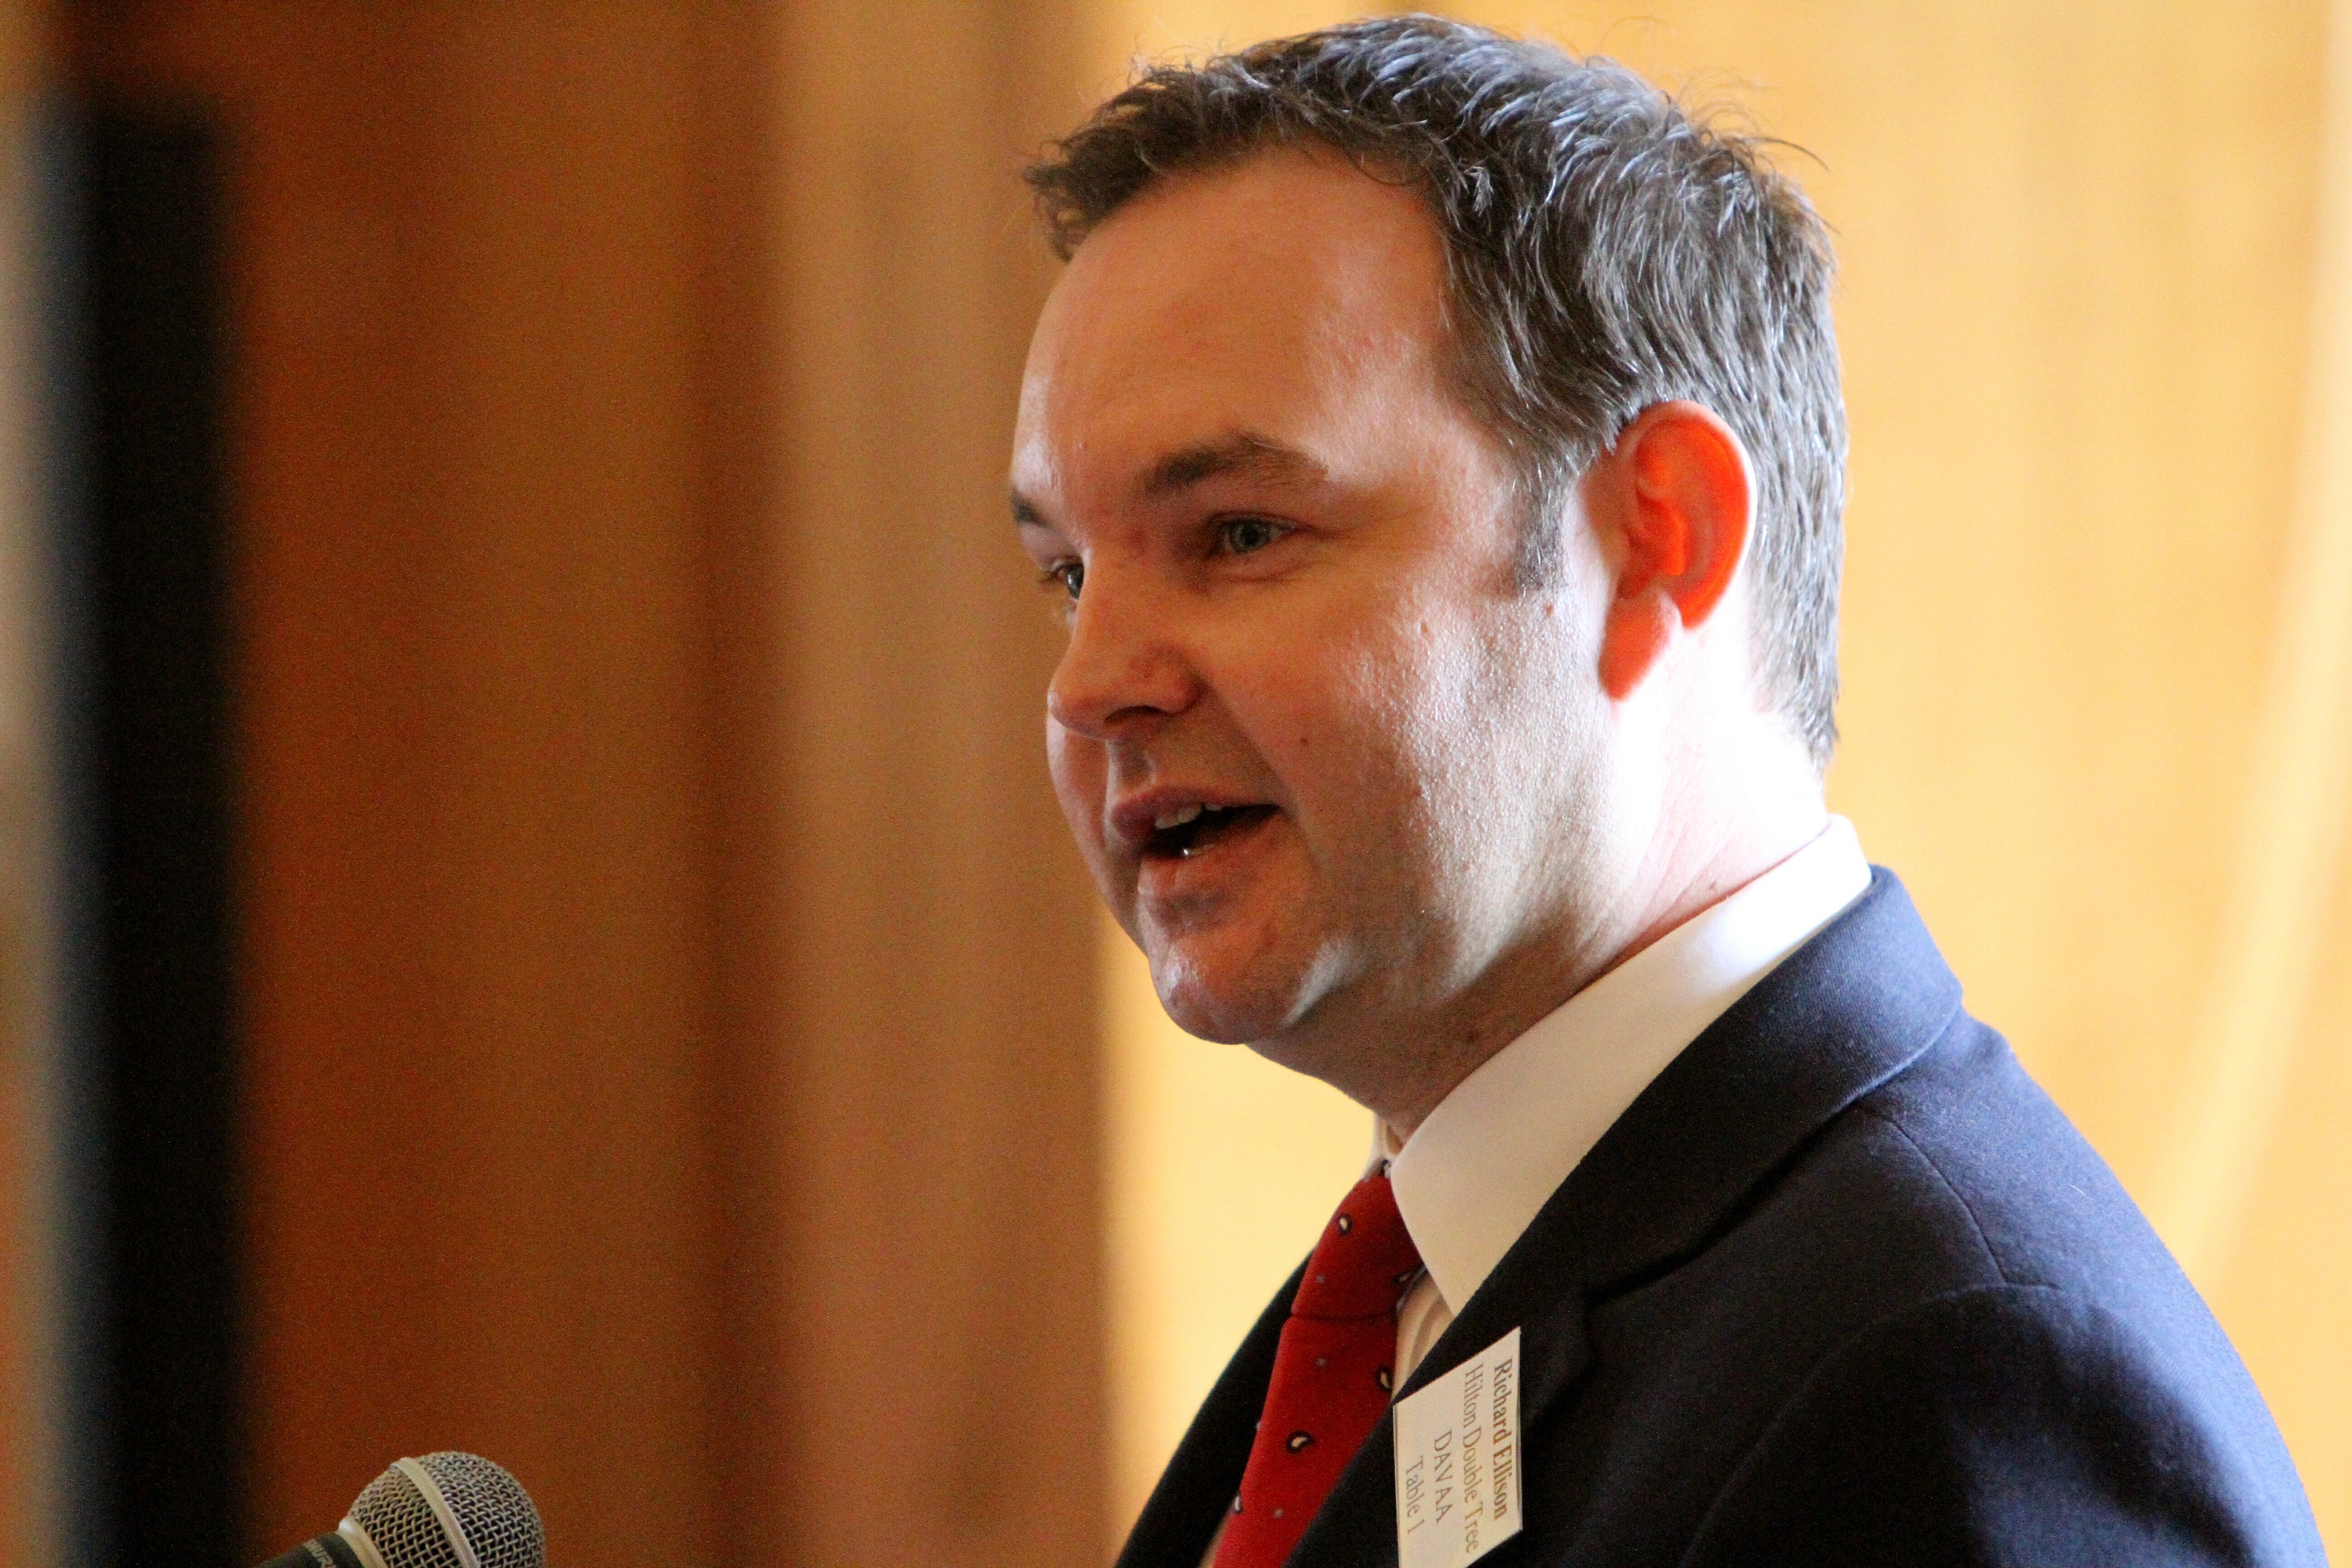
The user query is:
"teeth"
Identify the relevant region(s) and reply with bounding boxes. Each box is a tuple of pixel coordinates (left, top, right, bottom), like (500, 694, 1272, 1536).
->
(1153, 802, 1205, 831)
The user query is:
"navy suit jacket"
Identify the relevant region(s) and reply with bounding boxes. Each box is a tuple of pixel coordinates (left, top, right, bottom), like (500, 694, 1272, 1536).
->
(1118, 870, 2325, 1567)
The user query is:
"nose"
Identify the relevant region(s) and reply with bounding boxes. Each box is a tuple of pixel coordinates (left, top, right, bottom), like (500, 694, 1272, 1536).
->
(1046, 563, 1201, 740)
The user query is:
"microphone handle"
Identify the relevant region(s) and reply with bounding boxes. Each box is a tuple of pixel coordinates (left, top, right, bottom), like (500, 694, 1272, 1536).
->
(255, 1530, 369, 1568)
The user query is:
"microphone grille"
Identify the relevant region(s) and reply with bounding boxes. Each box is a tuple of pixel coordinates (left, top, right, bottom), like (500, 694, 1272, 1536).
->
(348, 1451, 544, 1568)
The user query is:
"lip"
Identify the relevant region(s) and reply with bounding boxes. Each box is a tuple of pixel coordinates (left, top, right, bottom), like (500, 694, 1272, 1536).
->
(1108, 785, 1276, 857)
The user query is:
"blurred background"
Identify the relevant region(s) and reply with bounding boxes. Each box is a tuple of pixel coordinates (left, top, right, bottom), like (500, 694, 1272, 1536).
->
(0, 2, 2345, 1564)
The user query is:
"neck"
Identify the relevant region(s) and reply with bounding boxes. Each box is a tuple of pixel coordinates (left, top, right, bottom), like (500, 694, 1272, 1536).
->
(1353, 738, 1828, 1138)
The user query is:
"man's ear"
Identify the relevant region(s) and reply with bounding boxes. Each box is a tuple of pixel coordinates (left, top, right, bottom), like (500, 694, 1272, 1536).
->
(1591, 400, 1753, 701)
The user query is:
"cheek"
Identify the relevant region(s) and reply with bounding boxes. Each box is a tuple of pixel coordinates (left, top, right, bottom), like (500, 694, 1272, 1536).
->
(1359, 608, 1572, 871)
(1246, 611, 1463, 862)
(1045, 719, 1104, 836)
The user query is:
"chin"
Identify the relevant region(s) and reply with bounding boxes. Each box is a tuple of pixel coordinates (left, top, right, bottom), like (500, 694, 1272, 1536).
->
(1149, 966, 1277, 1045)
(1146, 931, 1342, 1047)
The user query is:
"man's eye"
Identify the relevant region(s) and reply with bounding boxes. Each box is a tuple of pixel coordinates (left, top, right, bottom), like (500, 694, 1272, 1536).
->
(1217, 515, 1286, 555)
(1039, 560, 1084, 600)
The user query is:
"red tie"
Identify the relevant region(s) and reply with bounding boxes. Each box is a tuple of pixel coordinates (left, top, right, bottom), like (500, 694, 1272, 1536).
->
(1215, 1169, 1424, 1568)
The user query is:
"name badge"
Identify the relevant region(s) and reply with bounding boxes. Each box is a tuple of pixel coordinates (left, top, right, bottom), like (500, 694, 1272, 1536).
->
(1392, 1326, 1524, 1568)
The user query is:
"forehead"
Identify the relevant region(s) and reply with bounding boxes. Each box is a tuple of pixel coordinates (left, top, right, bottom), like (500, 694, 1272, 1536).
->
(1013, 149, 1455, 511)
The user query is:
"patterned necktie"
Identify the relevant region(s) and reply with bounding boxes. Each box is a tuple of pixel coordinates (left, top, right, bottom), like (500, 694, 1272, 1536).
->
(1215, 1169, 1424, 1568)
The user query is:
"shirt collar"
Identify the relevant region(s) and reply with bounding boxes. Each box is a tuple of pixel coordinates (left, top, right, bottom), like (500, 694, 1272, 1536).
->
(1383, 816, 1873, 1315)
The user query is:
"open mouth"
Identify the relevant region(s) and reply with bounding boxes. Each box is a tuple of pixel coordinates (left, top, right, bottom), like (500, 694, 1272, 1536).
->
(1143, 801, 1278, 860)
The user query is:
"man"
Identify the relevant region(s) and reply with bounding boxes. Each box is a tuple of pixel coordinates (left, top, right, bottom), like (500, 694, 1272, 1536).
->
(1011, 17, 2322, 1567)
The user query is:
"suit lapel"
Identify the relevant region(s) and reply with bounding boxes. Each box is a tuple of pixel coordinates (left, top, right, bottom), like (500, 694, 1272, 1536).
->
(1286, 869, 1964, 1567)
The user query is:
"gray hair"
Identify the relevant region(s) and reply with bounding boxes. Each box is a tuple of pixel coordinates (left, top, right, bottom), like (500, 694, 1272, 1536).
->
(1026, 15, 1845, 766)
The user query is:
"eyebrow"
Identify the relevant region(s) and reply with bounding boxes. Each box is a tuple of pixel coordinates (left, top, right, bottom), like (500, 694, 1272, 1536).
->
(1139, 433, 1324, 498)
(1009, 431, 1325, 529)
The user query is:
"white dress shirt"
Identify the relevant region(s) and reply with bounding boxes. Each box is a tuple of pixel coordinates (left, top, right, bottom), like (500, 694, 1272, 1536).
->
(1193, 818, 1870, 1563)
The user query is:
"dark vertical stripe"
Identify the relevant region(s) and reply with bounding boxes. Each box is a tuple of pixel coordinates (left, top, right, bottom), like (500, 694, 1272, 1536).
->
(83, 106, 240, 1567)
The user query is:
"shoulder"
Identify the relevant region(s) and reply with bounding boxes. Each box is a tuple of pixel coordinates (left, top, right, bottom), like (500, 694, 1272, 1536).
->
(1471, 874, 2324, 1564)
(1536, 1008, 2324, 1565)
(1683, 1280, 2323, 1567)
(1841, 1013, 2248, 1379)
(1675, 1015, 2324, 1565)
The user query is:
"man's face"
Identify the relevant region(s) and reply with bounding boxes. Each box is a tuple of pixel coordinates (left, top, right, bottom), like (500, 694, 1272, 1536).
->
(1012, 151, 1617, 1082)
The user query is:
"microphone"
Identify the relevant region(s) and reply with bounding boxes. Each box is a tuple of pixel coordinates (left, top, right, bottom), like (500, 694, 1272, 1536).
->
(255, 1451, 543, 1568)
